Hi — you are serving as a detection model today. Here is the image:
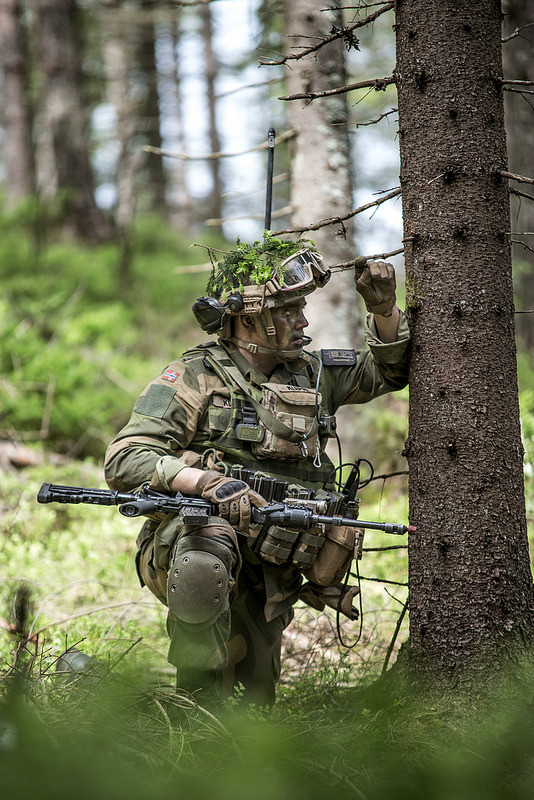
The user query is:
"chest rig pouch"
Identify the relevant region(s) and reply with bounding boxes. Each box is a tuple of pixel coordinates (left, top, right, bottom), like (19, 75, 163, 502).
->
(252, 383, 320, 462)
(200, 343, 325, 464)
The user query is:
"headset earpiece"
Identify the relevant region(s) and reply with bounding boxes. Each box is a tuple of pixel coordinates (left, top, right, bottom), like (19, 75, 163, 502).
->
(192, 297, 226, 333)
(192, 293, 244, 334)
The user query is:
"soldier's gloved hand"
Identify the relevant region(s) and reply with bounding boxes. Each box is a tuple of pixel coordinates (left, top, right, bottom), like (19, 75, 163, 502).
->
(195, 471, 267, 532)
(355, 259, 396, 316)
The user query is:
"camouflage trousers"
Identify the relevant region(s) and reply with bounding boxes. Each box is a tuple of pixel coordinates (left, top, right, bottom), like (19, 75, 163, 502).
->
(136, 518, 294, 707)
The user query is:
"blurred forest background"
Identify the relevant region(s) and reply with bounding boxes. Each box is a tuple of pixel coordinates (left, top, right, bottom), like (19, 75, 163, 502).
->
(0, 0, 414, 460)
(1, 1, 534, 797)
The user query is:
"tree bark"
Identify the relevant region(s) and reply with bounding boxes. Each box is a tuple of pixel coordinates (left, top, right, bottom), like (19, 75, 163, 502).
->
(200, 2, 223, 223)
(102, 4, 140, 281)
(282, 0, 359, 350)
(35, 0, 110, 242)
(395, 0, 534, 683)
(0, 0, 35, 206)
(502, 0, 534, 356)
(140, 0, 166, 212)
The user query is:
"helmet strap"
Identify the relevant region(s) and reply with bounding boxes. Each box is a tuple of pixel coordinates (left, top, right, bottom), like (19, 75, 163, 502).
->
(230, 335, 304, 361)
(230, 307, 307, 361)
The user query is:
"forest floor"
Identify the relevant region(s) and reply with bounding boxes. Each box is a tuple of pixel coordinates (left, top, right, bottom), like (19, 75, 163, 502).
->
(1, 447, 533, 799)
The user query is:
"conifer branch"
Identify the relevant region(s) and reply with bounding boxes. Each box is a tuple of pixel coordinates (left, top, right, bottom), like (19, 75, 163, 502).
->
(382, 599, 409, 674)
(144, 130, 295, 161)
(502, 22, 534, 43)
(511, 239, 534, 256)
(356, 575, 408, 587)
(500, 79, 534, 86)
(330, 248, 404, 271)
(501, 171, 534, 185)
(503, 87, 534, 95)
(354, 108, 398, 126)
(273, 187, 401, 235)
(510, 186, 534, 203)
(259, 2, 394, 66)
(279, 75, 395, 103)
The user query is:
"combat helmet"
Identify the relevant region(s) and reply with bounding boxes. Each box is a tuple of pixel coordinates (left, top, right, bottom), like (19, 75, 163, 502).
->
(192, 234, 330, 359)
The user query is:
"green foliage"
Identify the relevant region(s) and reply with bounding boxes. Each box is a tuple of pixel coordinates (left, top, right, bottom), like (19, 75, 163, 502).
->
(518, 352, 534, 467)
(0, 212, 222, 457)
(0, 442, 533, 800)
(5, 638, 534, 799)
(205, 232, 316, 299)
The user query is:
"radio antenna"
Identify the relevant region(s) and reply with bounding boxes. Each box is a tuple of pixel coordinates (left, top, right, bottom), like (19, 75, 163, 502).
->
(264, 127, 275, 230)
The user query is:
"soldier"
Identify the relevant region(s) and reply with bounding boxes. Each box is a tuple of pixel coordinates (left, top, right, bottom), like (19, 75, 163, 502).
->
(104, 237, 410, 706)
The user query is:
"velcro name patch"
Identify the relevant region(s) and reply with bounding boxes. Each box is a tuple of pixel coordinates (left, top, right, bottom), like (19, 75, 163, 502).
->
(321, 348, 357, 366)
(134, 384, 176, 418)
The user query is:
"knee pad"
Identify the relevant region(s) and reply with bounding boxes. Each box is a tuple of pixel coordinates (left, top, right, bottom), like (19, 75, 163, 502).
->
(167, 528, 238, 627)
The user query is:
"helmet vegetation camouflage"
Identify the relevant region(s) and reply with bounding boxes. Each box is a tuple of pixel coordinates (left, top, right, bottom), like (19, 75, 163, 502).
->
(205, 233, 330, 314)
(192, 234, 330, 357)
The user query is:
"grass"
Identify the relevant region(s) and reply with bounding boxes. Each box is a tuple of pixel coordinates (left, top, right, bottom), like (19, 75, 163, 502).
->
(0, 386, 533, 798)
(0, 454, 413, 799)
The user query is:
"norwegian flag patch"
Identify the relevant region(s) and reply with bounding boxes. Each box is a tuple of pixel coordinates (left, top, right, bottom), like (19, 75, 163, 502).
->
(162, 369, 178, 383)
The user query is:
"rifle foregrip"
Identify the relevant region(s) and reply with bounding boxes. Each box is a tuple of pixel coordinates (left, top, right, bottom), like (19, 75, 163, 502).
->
(37, 483, 131, 507)
(37, 483, 53, 503)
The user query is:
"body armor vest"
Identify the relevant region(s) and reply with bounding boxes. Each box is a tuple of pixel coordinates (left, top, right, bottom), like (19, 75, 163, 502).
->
(182, 342, 337, 490)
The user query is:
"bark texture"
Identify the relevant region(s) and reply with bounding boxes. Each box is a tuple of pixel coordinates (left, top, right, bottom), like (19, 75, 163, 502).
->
(282, 0, 359, 349)
(200, 3, 223, 223)
(0, 0, 34, 205)
(395, 0, 534, 681)
(502, 0, 534, 355)
(140, 0, 166, 212)
(35, 0, 110, 241)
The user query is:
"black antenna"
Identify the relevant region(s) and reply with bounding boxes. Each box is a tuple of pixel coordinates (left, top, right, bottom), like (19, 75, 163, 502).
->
(264, 127, 275, 230)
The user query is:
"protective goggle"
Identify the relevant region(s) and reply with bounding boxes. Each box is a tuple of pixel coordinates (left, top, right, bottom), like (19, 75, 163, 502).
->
(272, 250, 331, 292)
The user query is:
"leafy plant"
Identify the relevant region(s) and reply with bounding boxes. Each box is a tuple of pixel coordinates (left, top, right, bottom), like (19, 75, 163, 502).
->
(205, 231, 316, 299)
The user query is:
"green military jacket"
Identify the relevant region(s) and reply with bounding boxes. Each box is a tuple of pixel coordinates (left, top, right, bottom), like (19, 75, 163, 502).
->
(104, 312, 410, 621)
(105, 313, 410, 494)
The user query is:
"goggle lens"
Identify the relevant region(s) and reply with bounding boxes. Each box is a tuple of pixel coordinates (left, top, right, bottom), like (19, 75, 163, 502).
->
(276, 251, 328, 291)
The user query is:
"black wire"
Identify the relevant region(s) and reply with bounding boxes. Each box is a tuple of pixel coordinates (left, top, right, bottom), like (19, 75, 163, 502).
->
(336, 537, 364, 650)
(324, 457, 375, 493)
(334, 459, 364, 648)
(335, 439, 344, 490)
(313, 354, 323, 424)
(355, 458, 374, 488)
(324, 460, 357, 491)
(321, 456, 376, 647)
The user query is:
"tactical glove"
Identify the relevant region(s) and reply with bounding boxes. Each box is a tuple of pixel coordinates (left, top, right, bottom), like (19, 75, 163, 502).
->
(355, 259, 396, 316)
(196, 471, 267, 532)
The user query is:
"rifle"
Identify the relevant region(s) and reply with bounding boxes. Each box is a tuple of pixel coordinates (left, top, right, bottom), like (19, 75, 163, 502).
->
(37, 482, 414, 536)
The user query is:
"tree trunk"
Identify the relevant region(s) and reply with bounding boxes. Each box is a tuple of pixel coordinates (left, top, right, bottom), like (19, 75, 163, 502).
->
(102, 4, 140, 281)
(200, 3, 223, 223)
(140, 0, 166, 212)
(154, 18, 191, 228)
(502, 0, 534, 357)
(395, 0, 534, 683)
(35, 0, 110, 242)
(282, 0, 359, 350)
(0, 0, 35, 206)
